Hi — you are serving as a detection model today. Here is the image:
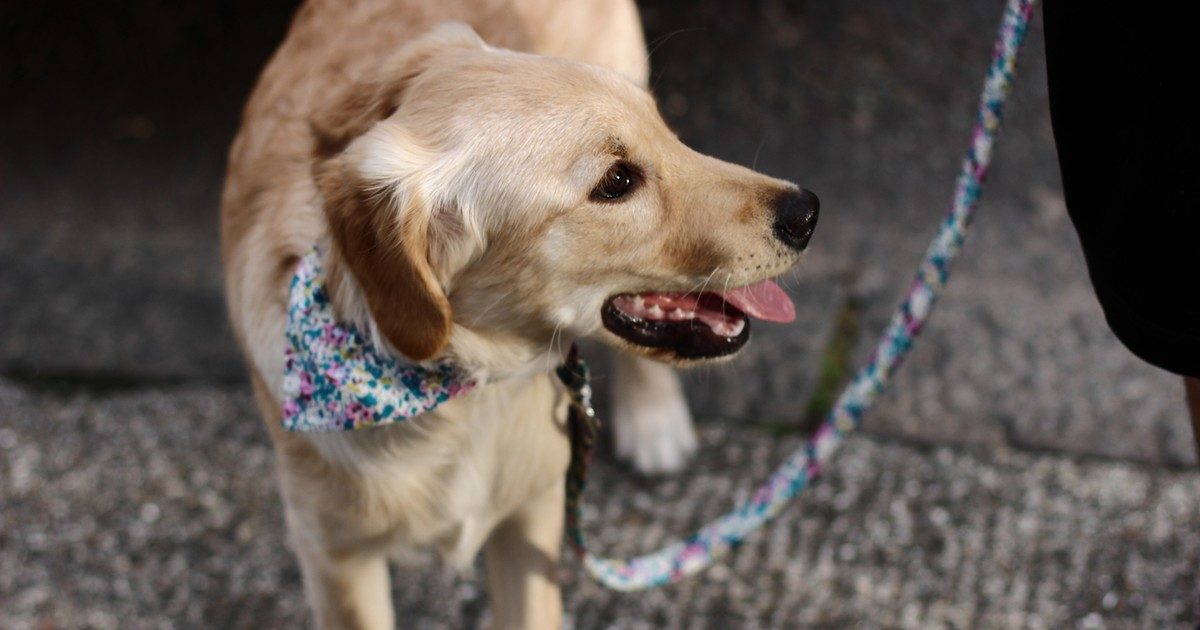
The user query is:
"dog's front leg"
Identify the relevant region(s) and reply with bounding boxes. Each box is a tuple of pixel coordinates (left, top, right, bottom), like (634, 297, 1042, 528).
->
(611, 353, 698, 474)
(286, 512, 395, 630)
(483, 481, 564, 629)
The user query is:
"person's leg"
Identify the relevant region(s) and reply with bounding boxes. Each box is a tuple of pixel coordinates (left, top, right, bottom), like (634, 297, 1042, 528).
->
(1044, 1, 1200, 379)
(1187, 378, 1200, 459)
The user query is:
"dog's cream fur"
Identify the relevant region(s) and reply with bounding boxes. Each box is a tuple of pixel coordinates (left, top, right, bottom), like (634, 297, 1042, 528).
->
(221, 1, 805, 627)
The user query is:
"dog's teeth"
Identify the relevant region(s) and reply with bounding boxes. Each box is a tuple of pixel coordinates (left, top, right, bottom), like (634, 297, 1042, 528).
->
(708, 319, 745, 337)
(669, 308, 686, 320)
(684, 310, 696, 319)
(647, 305, 664, 319)
(632, 296, 645, 311)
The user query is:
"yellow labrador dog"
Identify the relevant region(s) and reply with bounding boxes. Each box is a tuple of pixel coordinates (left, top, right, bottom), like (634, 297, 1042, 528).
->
(221, 0, 817, 627)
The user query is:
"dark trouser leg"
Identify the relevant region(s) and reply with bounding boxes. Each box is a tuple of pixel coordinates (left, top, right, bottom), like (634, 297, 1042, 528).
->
(1044, 2, 1200, 380)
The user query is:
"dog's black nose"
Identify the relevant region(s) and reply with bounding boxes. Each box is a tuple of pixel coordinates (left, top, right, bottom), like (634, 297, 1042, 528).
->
(773, 188, 819, 251)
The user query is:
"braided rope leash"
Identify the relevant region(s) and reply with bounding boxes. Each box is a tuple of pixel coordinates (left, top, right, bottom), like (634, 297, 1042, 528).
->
(558, 0, 1037, 591)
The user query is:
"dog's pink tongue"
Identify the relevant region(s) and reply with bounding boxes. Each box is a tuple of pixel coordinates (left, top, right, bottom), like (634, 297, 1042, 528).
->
(721, 281, 796, 323)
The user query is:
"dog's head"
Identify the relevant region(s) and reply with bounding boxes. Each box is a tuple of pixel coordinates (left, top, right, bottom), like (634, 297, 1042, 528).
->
(313, 23, 817, 372)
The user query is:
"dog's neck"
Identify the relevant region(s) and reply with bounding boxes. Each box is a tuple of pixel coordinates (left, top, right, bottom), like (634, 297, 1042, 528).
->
(323, 248, 561, 383)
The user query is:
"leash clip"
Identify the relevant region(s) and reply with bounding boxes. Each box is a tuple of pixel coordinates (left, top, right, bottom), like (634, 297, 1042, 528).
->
(556, 343, 600, 444)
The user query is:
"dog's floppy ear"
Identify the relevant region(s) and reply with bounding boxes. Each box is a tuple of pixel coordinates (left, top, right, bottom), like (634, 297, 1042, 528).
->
(311, 24, 485, 361)
(316, 126, 450, 361)
(310, 22, 487, 157)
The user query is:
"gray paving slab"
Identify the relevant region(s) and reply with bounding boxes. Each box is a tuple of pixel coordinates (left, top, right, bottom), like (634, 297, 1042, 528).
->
(0, 206, 235, 381)
(2, 379, 1198, 628)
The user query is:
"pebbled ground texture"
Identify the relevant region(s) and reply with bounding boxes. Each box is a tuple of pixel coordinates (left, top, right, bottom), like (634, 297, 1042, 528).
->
(1, 381, 1197, 627)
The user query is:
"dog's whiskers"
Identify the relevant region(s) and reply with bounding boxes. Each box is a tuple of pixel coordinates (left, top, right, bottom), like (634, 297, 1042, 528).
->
(646, 27, 705, 61)
(646, 28, 706, 93)
(688, 266, 722, 296)
(544, 321, 565, 372)
(751, 134, 767, 171)
(781, 267, 801, 292)
(719, 275, 732, 318)
(466, 287, 516, 327)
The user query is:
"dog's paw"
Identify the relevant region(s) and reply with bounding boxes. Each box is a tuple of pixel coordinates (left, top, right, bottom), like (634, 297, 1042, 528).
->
(613, 393, 698, 475)
(610, 354, 698, 474)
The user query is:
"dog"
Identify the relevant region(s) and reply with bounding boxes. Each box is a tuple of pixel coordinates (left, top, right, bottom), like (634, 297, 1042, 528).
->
(220, 1, 817, 627)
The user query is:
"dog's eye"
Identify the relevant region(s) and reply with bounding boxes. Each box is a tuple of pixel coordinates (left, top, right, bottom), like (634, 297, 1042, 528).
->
(591, 162, 639, 202)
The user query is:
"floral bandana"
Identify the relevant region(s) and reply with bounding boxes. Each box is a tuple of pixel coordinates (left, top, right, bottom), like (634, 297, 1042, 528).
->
(282, 248, 477, 432)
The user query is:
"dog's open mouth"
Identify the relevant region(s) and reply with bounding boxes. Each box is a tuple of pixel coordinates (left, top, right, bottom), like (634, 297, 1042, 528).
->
(601, 280, 796, 360)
